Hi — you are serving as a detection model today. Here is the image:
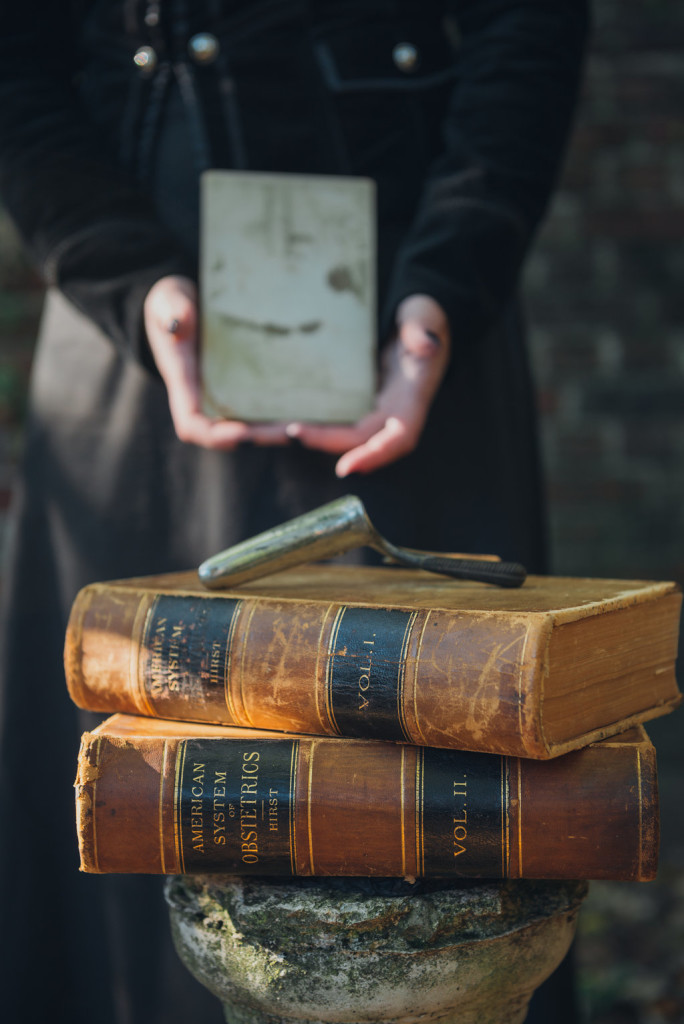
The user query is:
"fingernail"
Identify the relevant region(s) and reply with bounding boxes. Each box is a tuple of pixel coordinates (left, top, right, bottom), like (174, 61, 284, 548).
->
(168, 319, 180, 334)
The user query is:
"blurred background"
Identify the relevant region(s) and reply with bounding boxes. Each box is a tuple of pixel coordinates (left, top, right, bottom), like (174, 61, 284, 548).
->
(524, 3, 684, 1020)
(0, 2, 682, 1021)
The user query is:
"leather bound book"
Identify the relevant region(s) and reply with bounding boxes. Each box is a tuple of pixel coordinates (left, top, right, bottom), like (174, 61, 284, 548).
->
(65, 566, 681, 759)
(75, 715, 659, 881)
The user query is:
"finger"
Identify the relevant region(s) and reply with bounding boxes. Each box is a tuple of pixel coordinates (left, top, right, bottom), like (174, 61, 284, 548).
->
(161, 340, 228, 447)
(395, 293, 450, 348)
(161, 336, 203, 419)
(148, 278, 197, 339)
(171, 409, 252, 450)
(286, 414, 384, 454)
(247, 422, 292, 446)
(335, 416, 419, 477)
(398, 318, 445, 362)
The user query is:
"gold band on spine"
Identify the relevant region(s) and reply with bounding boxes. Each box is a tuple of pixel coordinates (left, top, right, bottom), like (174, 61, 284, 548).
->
(501, 755, 510, 877)
(135, 596, 159, 718)
(289, 741, 299, 875)
(223, 597, 243, 725)
(307, 741, 316, 874)
(159, 740, 168, 874)
(314, 604, 337, 734)
(397, 611, 418, 742)
(412, 612, 431, 746)
(91, 736, 103, 873)
(173, 741, 188, 873)
(415, 748, 425, 877)
(324, 606, 345, 735)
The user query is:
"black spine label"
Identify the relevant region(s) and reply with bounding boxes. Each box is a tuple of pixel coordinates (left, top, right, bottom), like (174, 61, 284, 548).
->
(418, 749, 508, 877)
(176, 739, 298, 874)
(141, 595, 240, 721)
(327, 606, 415, 741)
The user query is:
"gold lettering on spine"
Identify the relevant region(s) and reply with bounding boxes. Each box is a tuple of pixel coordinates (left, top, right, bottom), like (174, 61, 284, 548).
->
(358, 635, 375, 710)
(190, 761, 206, 853)
(223, 597, 242, 725)
(452, 776, 467, 857)
(159, 740, 168, 873)
(173, 741, 188, 873)
(307, 741, 317, 873)
(137, 597, 161, 717)
(239, 751, 260, 863)
(397, 611, 417, 742)
(166, 621, 184, 693)
(636, 749, 642, 879)
(289, 741, 299, 875)
(411, 613, 431, 745)
(324, 607, 345, 735)
(314, 604, 336, 734)
(415, 748, 425, 877)
(91, 736, 103, 873)
(213, 770, 227, 846)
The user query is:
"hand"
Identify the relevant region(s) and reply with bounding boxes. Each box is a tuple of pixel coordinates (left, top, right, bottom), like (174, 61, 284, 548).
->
(287, 294, 450, 476)
(143, 276, 290, 449)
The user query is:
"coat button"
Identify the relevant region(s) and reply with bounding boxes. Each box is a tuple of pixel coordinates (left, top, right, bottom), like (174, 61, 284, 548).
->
(133, 45, 157, 73)
(188, 33, 220, 65)
(392, 42, 420, 73)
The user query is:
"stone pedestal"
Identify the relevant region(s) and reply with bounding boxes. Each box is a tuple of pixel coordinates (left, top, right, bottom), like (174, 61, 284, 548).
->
(166, 876, 587, 1024)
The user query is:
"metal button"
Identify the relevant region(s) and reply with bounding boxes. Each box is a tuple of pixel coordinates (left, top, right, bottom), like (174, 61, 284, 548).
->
(392, 42, 420, 73)
(188, 33, 220, 65)
(133, 45, 157, 73)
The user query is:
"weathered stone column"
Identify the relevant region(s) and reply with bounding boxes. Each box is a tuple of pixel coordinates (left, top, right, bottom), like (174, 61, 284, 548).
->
(166, 876, 587, 1024)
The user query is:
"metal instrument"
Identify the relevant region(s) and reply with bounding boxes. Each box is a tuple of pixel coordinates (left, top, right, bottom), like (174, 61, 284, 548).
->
(198, 495, 527, 589)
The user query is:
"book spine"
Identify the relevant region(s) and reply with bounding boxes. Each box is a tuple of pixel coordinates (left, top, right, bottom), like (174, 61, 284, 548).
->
(65, 585, 549, 758)
(75, 729, 657, 880)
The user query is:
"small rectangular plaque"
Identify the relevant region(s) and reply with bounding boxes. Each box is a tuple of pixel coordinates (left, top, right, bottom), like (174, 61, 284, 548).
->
(201, 170, 376, 423)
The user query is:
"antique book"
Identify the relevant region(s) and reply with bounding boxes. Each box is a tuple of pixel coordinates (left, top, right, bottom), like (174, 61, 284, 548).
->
(75, 716, 659, 881)
(200, 170, 376, 423)
(64, 566, 682, 760)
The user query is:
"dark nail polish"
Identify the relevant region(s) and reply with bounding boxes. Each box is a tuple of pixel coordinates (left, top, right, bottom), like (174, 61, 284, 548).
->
(168, 319, 180, 334)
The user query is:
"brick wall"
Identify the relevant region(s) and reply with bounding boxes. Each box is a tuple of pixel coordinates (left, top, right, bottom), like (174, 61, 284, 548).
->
(1, 1, 683, 587)
(525, 0, 684, 581)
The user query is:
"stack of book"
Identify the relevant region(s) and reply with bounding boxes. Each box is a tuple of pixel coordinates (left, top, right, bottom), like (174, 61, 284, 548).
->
(66, 565, 681, 881)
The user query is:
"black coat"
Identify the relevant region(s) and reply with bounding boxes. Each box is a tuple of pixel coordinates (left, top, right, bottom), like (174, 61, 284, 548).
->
(0, 3, 588, 1023)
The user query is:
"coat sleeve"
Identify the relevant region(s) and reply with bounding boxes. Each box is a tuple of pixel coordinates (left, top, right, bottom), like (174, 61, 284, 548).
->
(382, 0, 590, 345)
(0, 4, 191, 368)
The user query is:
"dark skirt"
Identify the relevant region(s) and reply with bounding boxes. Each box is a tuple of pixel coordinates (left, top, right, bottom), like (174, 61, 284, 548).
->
(0, 280, 555, 1024)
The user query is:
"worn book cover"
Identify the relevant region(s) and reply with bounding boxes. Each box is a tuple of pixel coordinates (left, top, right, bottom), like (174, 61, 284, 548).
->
(75, 716, 659, 881)
(201, 170, 376, 422)
(64, 566, 682, 759)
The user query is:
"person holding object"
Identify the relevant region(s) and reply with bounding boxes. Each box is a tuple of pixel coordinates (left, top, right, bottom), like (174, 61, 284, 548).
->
(0, 2, 589, 1022)
(145, 279, 451, 475)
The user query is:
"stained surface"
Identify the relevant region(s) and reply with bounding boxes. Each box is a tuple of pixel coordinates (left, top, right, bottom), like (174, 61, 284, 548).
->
(201, 171, 375, 422)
